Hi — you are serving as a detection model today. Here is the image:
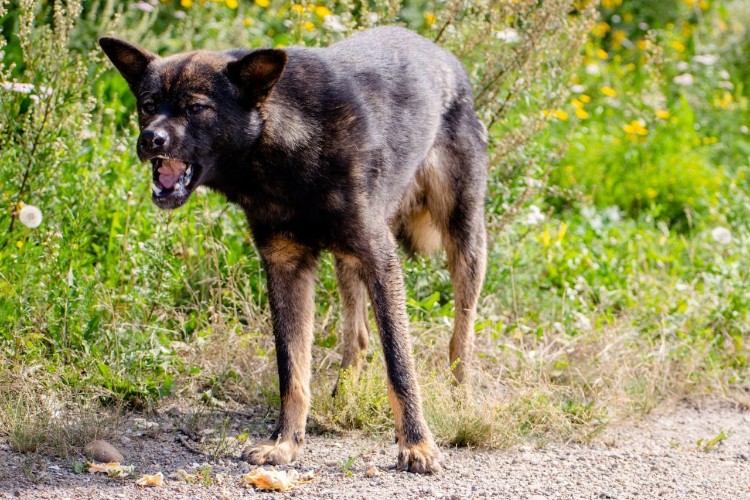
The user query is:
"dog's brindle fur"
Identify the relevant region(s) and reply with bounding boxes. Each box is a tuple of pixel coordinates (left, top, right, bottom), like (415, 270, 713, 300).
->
(100, 27, 487, 474)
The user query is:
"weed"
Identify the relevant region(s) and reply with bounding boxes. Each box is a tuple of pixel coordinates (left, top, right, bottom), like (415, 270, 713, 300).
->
(339, 456, 357, 477)
(697, 429, 731, 452)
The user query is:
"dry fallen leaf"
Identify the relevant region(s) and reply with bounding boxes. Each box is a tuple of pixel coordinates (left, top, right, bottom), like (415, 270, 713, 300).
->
(87, 462, 133, 478)
(136, 472, 165, 487)
(240, 468, 315, 491)
(365, 465, 382, 478)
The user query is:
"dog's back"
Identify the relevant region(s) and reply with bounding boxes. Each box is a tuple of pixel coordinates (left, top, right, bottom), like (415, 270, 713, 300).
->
(262, 27, 487, 253)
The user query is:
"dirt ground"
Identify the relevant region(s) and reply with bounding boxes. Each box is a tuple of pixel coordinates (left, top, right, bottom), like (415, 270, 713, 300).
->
(1, 398, 749, 499)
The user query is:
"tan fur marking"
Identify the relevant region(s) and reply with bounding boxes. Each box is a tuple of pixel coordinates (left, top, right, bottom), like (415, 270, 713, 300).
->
(387, 382, 405, 443)
(421, 146, 455, 224)
(404, 209, 442, 255)
(261, 237, 309, 269)
(261, 97, 320, 151)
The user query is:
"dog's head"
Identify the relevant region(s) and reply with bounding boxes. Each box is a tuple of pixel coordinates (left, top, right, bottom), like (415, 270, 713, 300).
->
(99, 37, 287, 209)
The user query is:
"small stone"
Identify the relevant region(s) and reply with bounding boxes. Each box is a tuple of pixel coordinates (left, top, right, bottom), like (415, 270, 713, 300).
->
(365, 466, 382, 478)
(528, 496, 547, 500)
(324, 460, 338, 467)
(84, 440, 124, 463)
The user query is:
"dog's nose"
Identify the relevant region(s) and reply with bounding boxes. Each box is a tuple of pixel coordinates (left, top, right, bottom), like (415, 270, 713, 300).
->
(139, 129, 169, 152)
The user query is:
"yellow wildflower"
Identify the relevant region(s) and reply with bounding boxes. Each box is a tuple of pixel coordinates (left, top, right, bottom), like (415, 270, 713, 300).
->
(291, 4, 305, 14)
(575, 108, 589, 120)
(424, 12, 436, 26)
(314, 6, 332, 18)
(611, 30, 627, 50)
(553, 109, 569, 121)
(637, 39, 650, 51)
(591, 22, 610, 38)
(715, 92, 734, 109)
(255, 0, 270, 7)
(541, 227, 551, 247)
(243, 17, 253, 26)
(557, 222, 568, 243)
(601, 86, 617, 97)
(225, 0, 238, 8)
(579, 94, 591, 103)
(596, 49, 608, 60)
(16, 241, 23, 249)
(623, 120, 648, 137)
(655, 109, 670, 119)
(670, 40, 686, 53)
(646, 188, 657, 199)
(571, 98, 583, 108)
(180, 0, 192, 7)
(303, 20, 315, 31)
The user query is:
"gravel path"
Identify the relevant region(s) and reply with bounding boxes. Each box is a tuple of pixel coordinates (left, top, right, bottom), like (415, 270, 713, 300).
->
(1, 399, 748, 499)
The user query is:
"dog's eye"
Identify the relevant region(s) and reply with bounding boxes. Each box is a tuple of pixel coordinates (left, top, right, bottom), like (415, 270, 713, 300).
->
(188, 103, 207, 114)
(142, 102, 156, 115)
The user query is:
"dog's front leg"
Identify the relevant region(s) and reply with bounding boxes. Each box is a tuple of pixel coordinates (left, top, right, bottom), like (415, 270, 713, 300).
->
(359, 233, 441, 474)
(242, 237, 316, 466)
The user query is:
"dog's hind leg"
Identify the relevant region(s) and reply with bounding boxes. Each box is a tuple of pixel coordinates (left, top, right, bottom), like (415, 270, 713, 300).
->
(242, 236, 316, 466)
(333, 256, 371, 390)
(425, 119, 488, 385)
(444, 206, 486, 384)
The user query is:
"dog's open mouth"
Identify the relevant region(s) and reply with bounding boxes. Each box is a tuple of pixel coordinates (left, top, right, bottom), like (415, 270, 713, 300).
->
(150, 157, 201, 208)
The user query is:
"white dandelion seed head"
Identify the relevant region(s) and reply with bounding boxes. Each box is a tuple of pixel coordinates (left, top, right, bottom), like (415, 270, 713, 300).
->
(133, 1, 155, 12)
(571, 84, 586, 94)
(673, 73, 694, 86)
(495, 29, 521, 44)
(522, 205, 546, 226)
(693, 54, 718, 66)
(711, 227, 732, 245)
(585, 64, 601, 76)
(323, 15, 347, 32)
(19, 204, 43, 228)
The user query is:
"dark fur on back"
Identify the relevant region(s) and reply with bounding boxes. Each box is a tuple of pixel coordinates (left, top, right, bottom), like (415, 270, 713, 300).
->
(100, 26, 488, 474)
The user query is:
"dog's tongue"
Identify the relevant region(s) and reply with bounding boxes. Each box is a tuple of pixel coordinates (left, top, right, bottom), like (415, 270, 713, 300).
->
(158, 159, 187, 189)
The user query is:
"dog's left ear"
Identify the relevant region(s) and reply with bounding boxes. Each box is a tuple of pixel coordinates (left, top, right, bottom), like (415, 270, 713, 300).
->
(226, 49, 287, 105)
(99, 37, 157, 93)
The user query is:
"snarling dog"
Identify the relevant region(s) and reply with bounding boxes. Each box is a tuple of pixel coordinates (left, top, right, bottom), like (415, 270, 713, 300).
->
(100, 26, 487, 474)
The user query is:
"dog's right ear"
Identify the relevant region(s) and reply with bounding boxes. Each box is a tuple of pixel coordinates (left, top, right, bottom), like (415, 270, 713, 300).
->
(226, 49, 288, 105)
(99, 37, 156, 92)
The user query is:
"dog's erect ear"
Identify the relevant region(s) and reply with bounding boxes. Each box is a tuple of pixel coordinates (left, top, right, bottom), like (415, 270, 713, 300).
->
(226, 49, 287, 104)
(99, 37, 157, 92)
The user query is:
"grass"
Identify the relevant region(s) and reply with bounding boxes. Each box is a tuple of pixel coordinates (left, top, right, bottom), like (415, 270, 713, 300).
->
(1, 0, 749, 457)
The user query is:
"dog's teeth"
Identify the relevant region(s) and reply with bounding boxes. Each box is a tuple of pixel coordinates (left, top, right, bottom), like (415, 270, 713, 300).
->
(152, 183, 162, 195)
(186, 165, 193, 176)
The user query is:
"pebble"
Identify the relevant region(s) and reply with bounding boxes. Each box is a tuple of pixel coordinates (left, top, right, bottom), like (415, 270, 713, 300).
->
(83, 440, 123, 463)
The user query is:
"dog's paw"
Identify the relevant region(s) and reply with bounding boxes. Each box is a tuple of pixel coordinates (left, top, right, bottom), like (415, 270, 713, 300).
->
(241, 439, 301, 466)
(396, 440, 441, 474)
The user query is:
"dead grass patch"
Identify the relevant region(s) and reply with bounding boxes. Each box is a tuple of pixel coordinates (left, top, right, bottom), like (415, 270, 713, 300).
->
(0, 364, 122, 456)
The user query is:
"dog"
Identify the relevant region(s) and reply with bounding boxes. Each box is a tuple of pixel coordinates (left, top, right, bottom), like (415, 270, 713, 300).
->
(100, 26, 487, 474)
